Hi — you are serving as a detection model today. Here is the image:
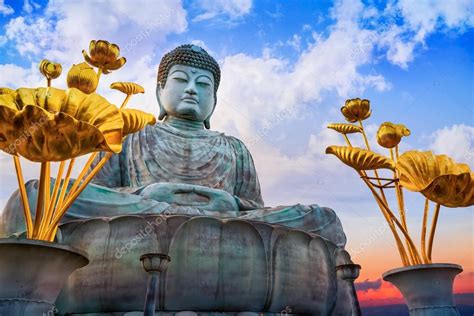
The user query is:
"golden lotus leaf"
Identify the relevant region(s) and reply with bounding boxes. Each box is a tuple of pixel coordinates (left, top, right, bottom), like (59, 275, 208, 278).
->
(327, 123, 362, 134)
(377, 122, 410, 149)
(121, 109, 156, 136)
(83, 40, 126, 74)
(326, 146, 395, 171)
(39, 59, 62, 80)
(67, 62, 98, 94)
(397, 151, 473, 207)
(0, 87, 14, 95)
(111, 82, 145, 95)
(0, 88, 124, 162)
(341, 98, 371, 123)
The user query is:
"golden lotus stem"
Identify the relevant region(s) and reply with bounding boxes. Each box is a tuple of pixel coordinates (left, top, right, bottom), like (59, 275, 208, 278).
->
(343, 134, 353, 147)
(390, 147, 413, 261)
(359, 171, 411, 266)
(45, 153, 113, 241)
(360, 171, 422, 265)
(120, 94, 132, 110)
(56, 158, 75, 211)
(96, 68, 103, 84)
(39, 161, 65, 239)
(427, 203, 441, 262)
(47, 78, 51, 88)
(44, 162, 51, 221)
(32, 162, 48, 238)
(358, 119, 389, 205)
(67, 153, 98, 199)
(421, 198, 430, 263)
(13, 156, 33, 238)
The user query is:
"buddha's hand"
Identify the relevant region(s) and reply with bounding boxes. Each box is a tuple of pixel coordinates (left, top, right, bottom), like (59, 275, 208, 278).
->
(140, 182, 239, 213)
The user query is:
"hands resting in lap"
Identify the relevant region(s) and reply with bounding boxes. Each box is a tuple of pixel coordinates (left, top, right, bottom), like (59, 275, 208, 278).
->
(140, 182, 239, 214)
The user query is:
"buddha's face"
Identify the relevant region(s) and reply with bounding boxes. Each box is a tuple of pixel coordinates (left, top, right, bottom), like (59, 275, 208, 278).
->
(157, 64, 215, 122)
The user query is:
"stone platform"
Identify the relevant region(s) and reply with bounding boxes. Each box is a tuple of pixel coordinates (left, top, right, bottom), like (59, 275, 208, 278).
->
(52, 215, 360, 315)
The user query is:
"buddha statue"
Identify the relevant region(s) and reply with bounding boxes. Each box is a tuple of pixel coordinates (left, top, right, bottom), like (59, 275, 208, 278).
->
(1, 44, 346, 248)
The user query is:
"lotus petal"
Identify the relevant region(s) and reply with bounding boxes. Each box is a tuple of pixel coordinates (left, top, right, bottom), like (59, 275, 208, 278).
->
(326, 146, 395, 171)
(327, 123, 362, 134)
(82, 50, 101, 68)
(104, 57, 126, 71)
(121, 109, 156, 136)
(110, 82, 145, 95)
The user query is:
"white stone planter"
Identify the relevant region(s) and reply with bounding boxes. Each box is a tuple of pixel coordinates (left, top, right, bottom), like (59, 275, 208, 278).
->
(0, 238, 89, 315)
(383, 263, 463, 316)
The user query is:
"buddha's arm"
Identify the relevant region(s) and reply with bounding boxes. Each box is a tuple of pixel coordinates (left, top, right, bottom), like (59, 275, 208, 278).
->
(89, 151, 124, 188)
(230, 137, 265, 210)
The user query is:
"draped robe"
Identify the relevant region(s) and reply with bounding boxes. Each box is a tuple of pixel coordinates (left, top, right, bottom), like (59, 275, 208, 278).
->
(1, 122, 346, 247)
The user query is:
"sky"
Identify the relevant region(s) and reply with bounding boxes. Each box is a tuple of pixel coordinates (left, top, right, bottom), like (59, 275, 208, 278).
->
(0, 0, 473, 312)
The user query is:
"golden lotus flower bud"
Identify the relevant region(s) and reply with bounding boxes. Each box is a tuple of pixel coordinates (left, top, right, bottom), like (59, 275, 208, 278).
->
(327, 123, 362, 134)
(326, 146, 395, 171)
(67, 62, 98, 94)
(396, 151, 473, 207)
(376, 122, 411, 148)
(110, 82, 145, 95)
(82, 40, 126, 74)
(39, 59, 62, 80)
(341, 98, 371, 123)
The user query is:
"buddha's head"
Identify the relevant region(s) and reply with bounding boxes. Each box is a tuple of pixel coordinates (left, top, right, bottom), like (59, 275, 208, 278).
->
(157, 44, 220, 129)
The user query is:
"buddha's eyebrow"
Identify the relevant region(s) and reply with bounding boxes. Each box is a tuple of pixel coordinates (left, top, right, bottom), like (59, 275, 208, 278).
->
(170, 70, 188, 77)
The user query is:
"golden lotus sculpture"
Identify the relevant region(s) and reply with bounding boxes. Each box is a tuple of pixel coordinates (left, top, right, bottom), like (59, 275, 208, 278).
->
(0, 39, 156, 241)
(83, 39, 126, 76)
(327, 98, 473, 266)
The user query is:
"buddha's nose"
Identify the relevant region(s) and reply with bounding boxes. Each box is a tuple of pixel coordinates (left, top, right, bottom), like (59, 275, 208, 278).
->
(185, 85, 197, 95)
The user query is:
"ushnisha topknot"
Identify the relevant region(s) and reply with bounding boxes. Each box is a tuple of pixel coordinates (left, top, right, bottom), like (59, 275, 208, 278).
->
(157, 44, 220, 94)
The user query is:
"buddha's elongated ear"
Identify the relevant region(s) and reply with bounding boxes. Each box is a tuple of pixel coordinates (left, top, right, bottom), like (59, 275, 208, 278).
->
(204, 96, 217, 130)
(156, 83, 167, 121)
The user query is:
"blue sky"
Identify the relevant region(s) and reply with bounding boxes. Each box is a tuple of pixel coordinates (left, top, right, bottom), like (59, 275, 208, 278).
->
(0, 0, 473, 303)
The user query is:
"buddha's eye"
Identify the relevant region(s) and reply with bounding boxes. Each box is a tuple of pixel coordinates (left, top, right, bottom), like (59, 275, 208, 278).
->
(196, 81, 211, 87)
(173, 77, 187, 83)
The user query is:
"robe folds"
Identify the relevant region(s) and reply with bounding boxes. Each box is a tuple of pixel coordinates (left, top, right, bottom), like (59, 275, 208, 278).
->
(1, 122, 346, 247)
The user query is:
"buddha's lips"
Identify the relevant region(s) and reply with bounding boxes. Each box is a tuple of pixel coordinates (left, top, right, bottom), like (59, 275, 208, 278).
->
(181, 96, 199, 104)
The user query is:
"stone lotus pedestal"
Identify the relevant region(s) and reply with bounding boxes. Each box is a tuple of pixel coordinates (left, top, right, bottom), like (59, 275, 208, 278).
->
(51, 214, 360, 315)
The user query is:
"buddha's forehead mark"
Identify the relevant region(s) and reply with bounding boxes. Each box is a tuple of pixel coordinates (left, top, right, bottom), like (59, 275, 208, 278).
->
(190, 68, 198, 74)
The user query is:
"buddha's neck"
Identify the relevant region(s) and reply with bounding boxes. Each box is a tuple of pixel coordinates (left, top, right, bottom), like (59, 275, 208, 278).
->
(164, 116, 205, 131)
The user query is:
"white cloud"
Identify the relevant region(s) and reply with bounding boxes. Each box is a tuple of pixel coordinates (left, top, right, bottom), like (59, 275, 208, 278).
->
(375, 0, 474, 68)
(210, 0, 392, 205)
(22, 0, 40, 14)
(0, 0, 13, 15)
(427, 124, 474, 165)
(192, 0, 252, 22)
(2, 0, 187, 63)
